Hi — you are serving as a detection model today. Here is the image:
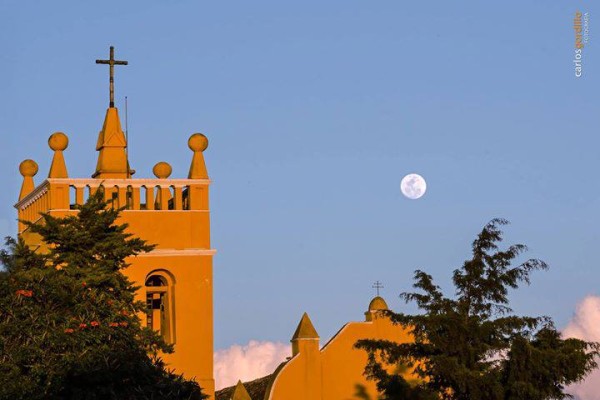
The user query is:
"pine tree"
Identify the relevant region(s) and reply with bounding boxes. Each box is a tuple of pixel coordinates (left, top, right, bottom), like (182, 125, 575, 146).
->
(0, 192, 205, 400)
(356, 219, 599, 400)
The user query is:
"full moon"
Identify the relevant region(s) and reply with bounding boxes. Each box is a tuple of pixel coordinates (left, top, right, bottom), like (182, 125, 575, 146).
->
(400, 173, 427, 199)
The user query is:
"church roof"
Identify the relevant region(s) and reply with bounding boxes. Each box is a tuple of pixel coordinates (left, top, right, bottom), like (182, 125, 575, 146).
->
(291, 312, 319, 340)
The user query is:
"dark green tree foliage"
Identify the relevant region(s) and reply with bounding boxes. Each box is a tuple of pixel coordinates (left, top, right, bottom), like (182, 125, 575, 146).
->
(356, 219, 599, 400)
(0, 192, 204, 400)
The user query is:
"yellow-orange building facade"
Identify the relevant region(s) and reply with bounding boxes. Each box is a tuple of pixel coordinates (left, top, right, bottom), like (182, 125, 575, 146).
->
(217, 297, 415, 400)
(16, 104, 216, 397)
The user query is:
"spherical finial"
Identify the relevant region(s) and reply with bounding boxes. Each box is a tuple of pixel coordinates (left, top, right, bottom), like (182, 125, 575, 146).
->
(19, 159, 39, 177)
(48, 132, 69, 151)
(153, 162, 172, 179)
(188, 133, 208, 152)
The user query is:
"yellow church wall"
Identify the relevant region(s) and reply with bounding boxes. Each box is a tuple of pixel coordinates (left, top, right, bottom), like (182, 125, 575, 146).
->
(18, 208, 216, 393)
(264, 299, 415, 400)
(16, 198, 217, 397)
(18, 211, 209, 249)
(126, 253, 215, 396)
(266, 346, 323, 400)
(123, 211, 211, 249)
(320, 317, 413, 400)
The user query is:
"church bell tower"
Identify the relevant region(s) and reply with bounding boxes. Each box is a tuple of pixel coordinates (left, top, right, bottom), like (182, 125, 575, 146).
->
(15, 46, 216, 397)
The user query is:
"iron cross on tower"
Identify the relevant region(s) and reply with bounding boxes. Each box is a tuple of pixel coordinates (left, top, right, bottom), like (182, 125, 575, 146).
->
(96, 46, 128, 108)
(372, 281, 384, 296)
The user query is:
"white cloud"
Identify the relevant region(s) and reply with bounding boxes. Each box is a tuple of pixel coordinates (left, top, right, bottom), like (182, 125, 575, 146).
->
(563, 296, 600, 400)
(214, 340, 291, 390)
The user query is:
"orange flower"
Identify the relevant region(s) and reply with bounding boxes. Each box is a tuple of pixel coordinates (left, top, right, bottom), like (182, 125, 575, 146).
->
(120, 310, 129, 316)
(119, 321, 128, 327)
(79, 323, 87, 329)
(107, 300, 114, 306)
(109, 322, 119, 327)
(82, 282, 87, 287)
(15, 289, 33, 297)
(64, 328, 74, 333)
(90, 321, 100, 327)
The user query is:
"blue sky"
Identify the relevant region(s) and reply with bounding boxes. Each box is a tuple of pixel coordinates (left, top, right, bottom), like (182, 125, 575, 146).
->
(1, 1, 598, 350)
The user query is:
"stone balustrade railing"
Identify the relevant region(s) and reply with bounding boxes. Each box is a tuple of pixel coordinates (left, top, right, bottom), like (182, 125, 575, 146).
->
(16, 178, 211, 226)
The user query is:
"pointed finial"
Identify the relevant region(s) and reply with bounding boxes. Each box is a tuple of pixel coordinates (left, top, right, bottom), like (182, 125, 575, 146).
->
(153, 162, 172, 179)
(231, 380, 252, 400)
(188, 133, 209, 179)
(93, 108, 129, 179)
(19, 159, 38, 200)
(292, 312, 319, 340)
(48, 132, 69, 178)
(291, 312, 319, 356)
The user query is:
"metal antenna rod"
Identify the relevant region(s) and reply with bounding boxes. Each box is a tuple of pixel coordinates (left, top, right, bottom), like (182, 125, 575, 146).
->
(125, 96, 129, 178)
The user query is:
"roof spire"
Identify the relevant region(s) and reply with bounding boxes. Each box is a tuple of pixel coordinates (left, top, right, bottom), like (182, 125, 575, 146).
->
(93, 47, 131, 179)
(231, 381, 252, 400)
(93, 107, 130, 178)
(96, 46, 128, 108)
(292, 312, 319, 340)
(291, 312, 320, 356)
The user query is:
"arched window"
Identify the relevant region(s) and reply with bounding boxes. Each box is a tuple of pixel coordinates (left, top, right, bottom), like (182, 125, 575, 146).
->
(145, 271, 175, 343)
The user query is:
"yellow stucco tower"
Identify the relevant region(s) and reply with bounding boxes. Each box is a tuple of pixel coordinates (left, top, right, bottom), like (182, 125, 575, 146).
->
(15, 47, 216, 398)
